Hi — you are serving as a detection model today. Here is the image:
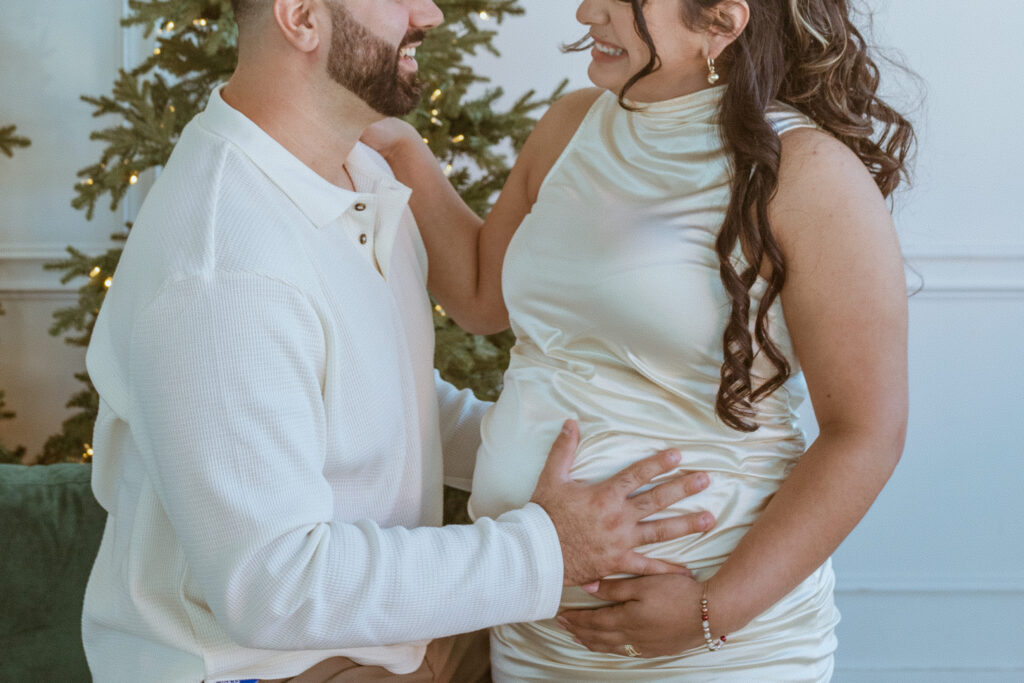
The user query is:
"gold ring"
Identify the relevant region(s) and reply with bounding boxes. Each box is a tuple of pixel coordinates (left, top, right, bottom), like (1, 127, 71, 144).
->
(624, 644, 641, 658)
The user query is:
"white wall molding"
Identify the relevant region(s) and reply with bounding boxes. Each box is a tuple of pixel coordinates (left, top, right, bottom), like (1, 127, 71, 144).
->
(4, 243, 1024, 295)
(904, 244, 1024, 297)
(0, 243, 113, 295)
(834, 666, 1024, 681)
(836, 575, 1024, 594)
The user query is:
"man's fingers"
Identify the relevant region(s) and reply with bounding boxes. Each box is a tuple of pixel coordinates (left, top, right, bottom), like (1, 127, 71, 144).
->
(618, 551, 691, 577)
(537, 420, 580, 483)
(634, 512, 715, 547)
(629, 471, 710, 517)
(606, 449, 682, 497)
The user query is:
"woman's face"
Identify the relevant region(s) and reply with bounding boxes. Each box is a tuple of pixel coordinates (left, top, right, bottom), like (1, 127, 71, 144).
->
(575, 0, 710, 102)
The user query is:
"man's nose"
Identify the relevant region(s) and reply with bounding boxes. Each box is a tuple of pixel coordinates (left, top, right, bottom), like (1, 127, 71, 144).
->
(412, 0, 444, 31)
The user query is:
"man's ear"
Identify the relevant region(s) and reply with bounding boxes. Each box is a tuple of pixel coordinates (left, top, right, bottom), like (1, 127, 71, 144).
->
(705, 0, 750, 61)
(271, 0, 325, 53)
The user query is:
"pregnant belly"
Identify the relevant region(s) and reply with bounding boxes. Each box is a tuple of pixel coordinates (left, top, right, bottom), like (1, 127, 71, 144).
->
(468, 360, 805, 587)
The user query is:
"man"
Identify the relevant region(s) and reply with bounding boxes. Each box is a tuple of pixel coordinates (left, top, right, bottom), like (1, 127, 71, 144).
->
(81, 1, 713, 681)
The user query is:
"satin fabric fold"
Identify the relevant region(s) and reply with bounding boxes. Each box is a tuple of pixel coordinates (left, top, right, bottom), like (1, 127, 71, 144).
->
(469, 87, 839, 681)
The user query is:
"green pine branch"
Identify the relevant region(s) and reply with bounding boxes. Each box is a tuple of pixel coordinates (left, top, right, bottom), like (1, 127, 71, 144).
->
(1, 121, 28, 458)
(0, 125, 31, 157)
(0, 304, 28, 464)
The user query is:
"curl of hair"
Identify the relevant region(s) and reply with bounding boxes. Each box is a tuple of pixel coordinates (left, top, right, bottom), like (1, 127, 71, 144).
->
(597, 0, 915, 431)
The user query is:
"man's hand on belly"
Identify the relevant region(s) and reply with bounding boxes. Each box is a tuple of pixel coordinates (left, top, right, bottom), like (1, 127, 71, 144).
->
(530, 420, 715, 586)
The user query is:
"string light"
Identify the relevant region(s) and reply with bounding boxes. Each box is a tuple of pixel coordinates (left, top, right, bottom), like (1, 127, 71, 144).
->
(422, 137, 430, 145)
(444, 163, 453, 176)
(83, 444, 94, 461)
(430, 116, 442, 126)
(89, 267, 101, 278)
(129, 173, 139, 185)
(478, 11, 490, 20)
(153, 48, 161, 56)
(104, 277, 113, 289)
(431, 108, 440, 116)
(165, 21, 175, 31)
(434, 304, 447, 317)
(451, 134, 465, 143)
(430, 89, 443, 102)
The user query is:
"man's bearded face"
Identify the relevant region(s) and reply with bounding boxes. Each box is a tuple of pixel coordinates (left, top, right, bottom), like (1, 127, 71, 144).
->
(325, 3, 424, 117)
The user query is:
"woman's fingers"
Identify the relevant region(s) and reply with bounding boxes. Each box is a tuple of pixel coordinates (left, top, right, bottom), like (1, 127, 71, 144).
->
(559, 602, 626, 632)
(617, 551, 692, 577)
(581, 576, 646, 602)
(564, 625, 627, 654)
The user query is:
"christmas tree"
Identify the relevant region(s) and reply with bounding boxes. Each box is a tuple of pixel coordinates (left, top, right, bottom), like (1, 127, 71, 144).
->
(43, 1, 562, 470)
(1, 299, 29, 465)
(1, 125, 30, 463)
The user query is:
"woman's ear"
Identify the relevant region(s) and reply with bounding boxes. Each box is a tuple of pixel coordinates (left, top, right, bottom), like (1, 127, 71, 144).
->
(271, 0, 325, 54)
(705, 0, 750, 60)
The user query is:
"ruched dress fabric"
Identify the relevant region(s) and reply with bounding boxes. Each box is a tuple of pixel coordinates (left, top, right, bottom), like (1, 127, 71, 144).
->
(467, 86, 840, 681)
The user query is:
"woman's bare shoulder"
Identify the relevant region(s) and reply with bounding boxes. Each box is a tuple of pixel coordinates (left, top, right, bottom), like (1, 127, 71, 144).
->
(772, 127, 892, 249)
(521, 88, 605, 200)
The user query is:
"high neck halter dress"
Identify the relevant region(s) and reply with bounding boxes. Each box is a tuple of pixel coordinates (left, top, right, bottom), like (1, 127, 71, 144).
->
(468, 85, 841, 681)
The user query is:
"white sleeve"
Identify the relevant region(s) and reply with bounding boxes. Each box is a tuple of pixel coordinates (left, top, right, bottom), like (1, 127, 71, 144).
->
(434, 372, 490, 491)
(128, 272, 563, 651)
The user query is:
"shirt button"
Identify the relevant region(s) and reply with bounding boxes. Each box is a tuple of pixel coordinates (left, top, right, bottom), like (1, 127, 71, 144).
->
(354, 203, 367, 212)
(359, 234, 368, 244)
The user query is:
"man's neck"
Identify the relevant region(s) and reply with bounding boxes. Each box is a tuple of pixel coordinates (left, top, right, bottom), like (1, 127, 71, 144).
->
(221, 68, 378, 190)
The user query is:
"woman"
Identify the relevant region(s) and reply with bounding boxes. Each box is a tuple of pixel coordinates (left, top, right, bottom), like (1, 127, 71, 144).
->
(367, 0, 912, 679)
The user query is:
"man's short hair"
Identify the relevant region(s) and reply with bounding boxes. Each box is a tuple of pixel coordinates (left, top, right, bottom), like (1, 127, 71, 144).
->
(230, 0, 264, 31)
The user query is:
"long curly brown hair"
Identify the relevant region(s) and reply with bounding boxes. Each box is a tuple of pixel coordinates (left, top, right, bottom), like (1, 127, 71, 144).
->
(573, 0, 915, 431)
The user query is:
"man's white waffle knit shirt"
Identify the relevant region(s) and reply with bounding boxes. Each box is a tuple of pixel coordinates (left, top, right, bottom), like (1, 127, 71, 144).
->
(81, 86, 563, 683)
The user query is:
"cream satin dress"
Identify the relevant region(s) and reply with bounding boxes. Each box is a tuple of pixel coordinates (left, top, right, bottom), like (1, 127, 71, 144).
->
(468, 86, 840, 681)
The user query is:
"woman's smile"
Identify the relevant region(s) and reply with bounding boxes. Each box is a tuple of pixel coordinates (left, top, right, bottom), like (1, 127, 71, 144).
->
(591, 36, 627, 62)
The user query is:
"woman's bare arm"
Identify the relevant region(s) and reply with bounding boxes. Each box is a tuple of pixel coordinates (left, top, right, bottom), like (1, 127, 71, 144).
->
(364, 88, 602, 333)
(708, 127, 908, 632)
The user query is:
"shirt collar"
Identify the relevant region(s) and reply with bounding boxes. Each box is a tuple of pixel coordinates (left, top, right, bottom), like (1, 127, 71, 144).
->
(197, 85, 409, 229)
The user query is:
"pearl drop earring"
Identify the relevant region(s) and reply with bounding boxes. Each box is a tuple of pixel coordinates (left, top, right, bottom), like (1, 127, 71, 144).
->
(706, 56, 720, 85)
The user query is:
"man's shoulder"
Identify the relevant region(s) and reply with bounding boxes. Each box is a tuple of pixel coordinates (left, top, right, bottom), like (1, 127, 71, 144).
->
(137, 122, 312, 277)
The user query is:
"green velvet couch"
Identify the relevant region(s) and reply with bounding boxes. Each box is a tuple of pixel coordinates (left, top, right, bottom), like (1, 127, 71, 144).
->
(0, 463, 106, 681)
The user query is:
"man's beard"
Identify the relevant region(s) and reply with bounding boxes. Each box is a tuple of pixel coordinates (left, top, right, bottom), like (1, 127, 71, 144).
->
(326, 3, 424, 117)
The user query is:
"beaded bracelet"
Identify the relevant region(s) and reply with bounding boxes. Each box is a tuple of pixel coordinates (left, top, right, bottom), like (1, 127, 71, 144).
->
(700, 582, 727, 652)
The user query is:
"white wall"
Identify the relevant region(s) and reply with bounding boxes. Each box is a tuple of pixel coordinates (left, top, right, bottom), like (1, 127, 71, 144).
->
(0, 0, 153, 455)
(1, 0, 1020, 679)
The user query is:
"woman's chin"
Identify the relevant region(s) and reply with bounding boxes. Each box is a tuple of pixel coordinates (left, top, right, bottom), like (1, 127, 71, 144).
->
(586, 65, 626, 94)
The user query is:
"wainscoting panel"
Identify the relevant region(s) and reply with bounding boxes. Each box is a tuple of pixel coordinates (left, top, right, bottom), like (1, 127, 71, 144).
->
(819, 253, 1024, 679)
(834, 589, 1024, 678)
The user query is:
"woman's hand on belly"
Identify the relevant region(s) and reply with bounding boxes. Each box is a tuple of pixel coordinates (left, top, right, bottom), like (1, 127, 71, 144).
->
(556, 574, 708, 658)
